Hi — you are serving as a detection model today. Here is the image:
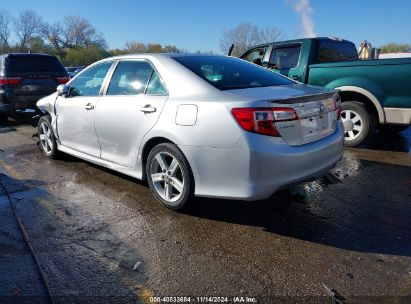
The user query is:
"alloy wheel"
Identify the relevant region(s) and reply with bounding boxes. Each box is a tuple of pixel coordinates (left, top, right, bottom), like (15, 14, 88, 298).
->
(39, 121, 53, 155)
(149, 151, 185, 205)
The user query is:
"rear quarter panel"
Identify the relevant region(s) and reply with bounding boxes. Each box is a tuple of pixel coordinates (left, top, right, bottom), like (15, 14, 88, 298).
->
(307, 59, 411, 108)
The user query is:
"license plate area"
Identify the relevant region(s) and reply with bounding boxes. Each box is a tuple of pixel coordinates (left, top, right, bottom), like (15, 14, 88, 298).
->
(300, 112, 333, 140)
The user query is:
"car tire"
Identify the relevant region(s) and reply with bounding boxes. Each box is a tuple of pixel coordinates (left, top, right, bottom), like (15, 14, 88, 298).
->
(341, 101, 376, 147)
(38, 115, 58, 159)
(380, 124, 409, 134)
(146, 143, 194, 210)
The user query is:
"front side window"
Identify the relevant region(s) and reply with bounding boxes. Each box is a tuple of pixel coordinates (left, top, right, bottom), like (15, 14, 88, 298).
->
(69, 62, 112, 97)
(173, 55, 293, 91)
(241, 47, 267, 66)
(269, 45, 301, 70)
(107, 61, 156, 95)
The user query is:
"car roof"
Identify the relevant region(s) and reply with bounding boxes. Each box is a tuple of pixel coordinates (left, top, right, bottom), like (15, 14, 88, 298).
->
(102, 53, 224, 61)
(249, 37, 355, 49)
(1, 53, 57, 59)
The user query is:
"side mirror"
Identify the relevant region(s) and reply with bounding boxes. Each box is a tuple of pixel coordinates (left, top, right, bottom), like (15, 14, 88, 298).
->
(57, 84, 69, 97)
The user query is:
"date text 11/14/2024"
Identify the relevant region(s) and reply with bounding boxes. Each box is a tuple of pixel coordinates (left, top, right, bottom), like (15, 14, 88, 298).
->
(149, 296, 258, 303)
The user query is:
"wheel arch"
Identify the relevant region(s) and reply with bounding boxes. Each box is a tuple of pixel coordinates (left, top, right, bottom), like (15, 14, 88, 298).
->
(336, 86, 385, 124)
(140, 136, 197, 196)
(141, 137, 173, 176)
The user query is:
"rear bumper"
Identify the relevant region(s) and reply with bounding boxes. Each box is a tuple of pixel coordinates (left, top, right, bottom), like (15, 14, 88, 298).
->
(0, 93, 45, 113)
(180, 121, 344, 200)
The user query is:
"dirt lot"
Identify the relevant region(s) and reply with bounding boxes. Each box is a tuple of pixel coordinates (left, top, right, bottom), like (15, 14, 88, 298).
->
(0, 118, 410, 304)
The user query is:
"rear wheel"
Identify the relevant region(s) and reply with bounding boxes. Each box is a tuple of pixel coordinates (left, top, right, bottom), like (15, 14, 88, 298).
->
(146, 143, 194, 210)
(341, 101, 376, 147)
(38, 115, 58, 159)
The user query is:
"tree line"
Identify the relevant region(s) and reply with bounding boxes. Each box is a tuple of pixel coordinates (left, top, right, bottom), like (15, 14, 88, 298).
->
(0, 9, 184, 66)
(0, 9, 408, 67)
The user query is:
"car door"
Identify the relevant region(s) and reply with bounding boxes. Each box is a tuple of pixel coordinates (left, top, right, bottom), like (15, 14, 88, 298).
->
(267, 44, 304, 81)
(55, 61, 113, 157)
(94, 60, 168, 168)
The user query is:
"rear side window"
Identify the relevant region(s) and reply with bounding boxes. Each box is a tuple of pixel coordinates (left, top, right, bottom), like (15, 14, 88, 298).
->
(146, 72, 167, 95)
(173, 56, 293, 91)
(269, 45, 301, 70)
(107, 61, 154, 95)
(5, 56, 66, 73)
(315, 40, 358, 63)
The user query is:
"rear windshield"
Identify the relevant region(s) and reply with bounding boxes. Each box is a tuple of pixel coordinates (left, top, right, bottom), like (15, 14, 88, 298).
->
(315, 40, 358, 63)
(5, 56, 66, 73)
(172, 56, 293, 90)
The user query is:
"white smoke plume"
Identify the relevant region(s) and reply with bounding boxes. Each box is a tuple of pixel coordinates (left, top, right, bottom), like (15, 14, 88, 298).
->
(287, 0, 316, 38)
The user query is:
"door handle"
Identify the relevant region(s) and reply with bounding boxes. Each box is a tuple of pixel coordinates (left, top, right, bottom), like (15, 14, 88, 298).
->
(140, 104, 156, 113)
(84, 103, 95, 110)
(291, 75, 301, 81)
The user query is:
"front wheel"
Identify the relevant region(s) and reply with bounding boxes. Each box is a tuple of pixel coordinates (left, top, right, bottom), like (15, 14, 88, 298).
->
(146, 143, 194, 210)
(341, 101, 376, 147)
(38, 115, 58, 158)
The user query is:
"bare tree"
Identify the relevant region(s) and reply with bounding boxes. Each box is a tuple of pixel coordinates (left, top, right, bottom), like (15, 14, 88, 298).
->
(147, 43, 162, 53)
(258, 27, 285, 44)
(220, 23, 285, 57)
(14, 10, 41, 50)
(63, 16, 106, 49)
(0, 9, 12, 50)
(40, 16, 107, 58)
(39, 21, 65, 57)
(125, 41, 147, 53)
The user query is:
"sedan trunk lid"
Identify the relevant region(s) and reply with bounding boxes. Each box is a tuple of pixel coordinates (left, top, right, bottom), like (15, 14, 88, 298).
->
(227, 84, 340, 146)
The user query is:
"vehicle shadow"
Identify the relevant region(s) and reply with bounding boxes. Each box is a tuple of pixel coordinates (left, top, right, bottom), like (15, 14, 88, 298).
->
(54, 148, 411, 258)
(183, 173, 411, 258)
(0, 115, 34, 133)
(363, 127, 411, 153)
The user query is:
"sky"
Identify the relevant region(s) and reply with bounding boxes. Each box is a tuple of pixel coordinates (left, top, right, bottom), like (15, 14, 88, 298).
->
(2, 0, 410, 53)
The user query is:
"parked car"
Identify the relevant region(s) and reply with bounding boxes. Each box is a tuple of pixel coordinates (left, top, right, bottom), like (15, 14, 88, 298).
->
(240, 37, 411, 146)
(65, 66, 85, 78)
(36, 54, 344, 210)
(0, 53, 69, 122)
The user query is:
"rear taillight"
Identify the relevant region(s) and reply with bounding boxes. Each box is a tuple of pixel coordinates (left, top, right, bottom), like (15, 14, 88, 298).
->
(0, 77, 22, 85)
(231, 107, 298, 137)
(333, 94, 342, 119)
(56, 76, 69, 84)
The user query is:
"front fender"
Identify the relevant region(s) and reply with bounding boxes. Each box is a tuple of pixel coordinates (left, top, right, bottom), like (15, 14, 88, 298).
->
(36, 92, 59, 138)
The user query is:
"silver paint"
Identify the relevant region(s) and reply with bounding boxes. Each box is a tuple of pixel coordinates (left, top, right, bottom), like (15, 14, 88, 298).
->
(37, 54, 344, 200)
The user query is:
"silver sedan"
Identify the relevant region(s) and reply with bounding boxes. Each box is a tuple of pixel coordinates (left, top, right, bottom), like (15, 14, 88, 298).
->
(36, 54, 344, 210)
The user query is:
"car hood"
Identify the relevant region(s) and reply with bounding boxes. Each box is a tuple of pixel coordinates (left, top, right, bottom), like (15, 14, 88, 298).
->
(225, 84, 335, 102)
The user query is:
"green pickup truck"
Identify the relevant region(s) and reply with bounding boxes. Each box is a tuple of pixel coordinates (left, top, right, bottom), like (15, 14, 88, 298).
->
(240, 37, 411, 146)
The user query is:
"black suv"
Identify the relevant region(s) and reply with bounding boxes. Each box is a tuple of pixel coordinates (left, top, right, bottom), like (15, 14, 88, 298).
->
(0, 53, 69, 122)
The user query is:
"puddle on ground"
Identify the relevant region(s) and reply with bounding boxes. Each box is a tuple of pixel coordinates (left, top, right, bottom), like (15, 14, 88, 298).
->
(291, 156, 363, 198)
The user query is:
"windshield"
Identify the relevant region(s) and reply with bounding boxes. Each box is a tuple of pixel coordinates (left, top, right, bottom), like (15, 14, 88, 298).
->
(173, 56, 293, 90)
